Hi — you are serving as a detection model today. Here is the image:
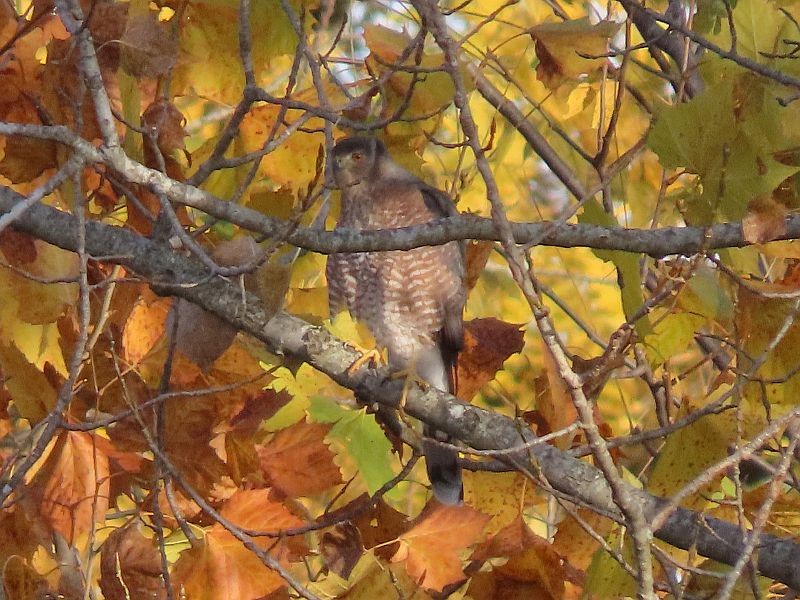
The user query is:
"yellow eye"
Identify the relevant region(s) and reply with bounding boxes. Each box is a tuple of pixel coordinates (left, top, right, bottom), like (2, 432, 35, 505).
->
(352, 152, 363, 161)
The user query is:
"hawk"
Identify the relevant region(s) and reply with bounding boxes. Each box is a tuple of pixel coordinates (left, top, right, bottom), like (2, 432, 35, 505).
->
(326, 136, 466, 504)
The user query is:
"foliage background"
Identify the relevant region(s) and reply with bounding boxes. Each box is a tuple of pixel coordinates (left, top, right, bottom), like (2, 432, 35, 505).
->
(2, 0, 800, 598)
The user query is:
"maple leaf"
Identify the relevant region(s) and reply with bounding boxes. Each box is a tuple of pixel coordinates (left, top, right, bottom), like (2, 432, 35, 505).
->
(391, 504, 490, 592)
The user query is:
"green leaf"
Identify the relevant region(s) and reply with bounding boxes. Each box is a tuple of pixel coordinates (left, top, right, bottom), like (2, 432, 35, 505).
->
(308, 397, 394, 496)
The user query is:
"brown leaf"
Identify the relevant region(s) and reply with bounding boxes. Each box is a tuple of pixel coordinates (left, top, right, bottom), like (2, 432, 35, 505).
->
(0, 106, 58, 183)
(536, 345, 579, 450)
(172, 531, 287, 600)
(742, 195, 787, 244)
(120, 13, 178, 78)
(173, 299, 238, 372)
(257, 420, 342, 497)
(321, 522, 363, 579)
(0, 229, 38, 265)
(142, 100, 187, 182)
(31, 431, 110, 544)
(99, 523, 166, 600)
(529, 18, 619, 90)
(464, 240, 493, 291)
(353, 497, 409, 559)
(473, 515, 567, 599)
(392, 504, 490, 592)
(0, 235, 78, 324)
(456, 318, 525, 400)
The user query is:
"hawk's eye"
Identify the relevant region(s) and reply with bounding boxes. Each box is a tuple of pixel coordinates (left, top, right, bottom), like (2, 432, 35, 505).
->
(352, 152, 363, 161)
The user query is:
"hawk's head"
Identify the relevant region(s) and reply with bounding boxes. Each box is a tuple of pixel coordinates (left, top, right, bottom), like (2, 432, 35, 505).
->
(330, 136, 387, 188)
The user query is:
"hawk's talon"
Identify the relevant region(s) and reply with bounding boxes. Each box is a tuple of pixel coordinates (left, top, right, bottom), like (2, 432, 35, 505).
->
(346, 348, 382, 375)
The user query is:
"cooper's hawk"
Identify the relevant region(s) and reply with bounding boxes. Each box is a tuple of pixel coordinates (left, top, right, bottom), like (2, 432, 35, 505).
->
(326, 136, 466, 504)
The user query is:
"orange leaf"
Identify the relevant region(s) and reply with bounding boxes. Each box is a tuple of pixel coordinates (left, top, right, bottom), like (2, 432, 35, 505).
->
(216, 488, 303, 533)
(100, 523, 166, 600)
(172, 530, 286, 600)
(391, 504, 490, 592)
(257, 420, 342, 497)
(173, 490, 304, 600)
(456, 318, 525, 400)
(31, 431, 110, 544)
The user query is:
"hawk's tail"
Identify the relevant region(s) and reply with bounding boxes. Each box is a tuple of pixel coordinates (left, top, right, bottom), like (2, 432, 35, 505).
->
(423, 343, 463, 505)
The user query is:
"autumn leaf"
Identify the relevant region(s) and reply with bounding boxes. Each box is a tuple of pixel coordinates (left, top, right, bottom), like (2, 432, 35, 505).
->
(529, 18, 619, 89)
(100, 523, 166, 600)
(391, 504, 490, 592)
(120, 13, 177, 78)
(742, 195, 787, 243)
(256, 420, 342, 497)
(172, 489, 304, 600)
(456, 318, 525, 400)
(0, 341, 57, 422)
(321, 522, 362, 579)
(29, 431, 110, 544)
(472, 515, 568, 600)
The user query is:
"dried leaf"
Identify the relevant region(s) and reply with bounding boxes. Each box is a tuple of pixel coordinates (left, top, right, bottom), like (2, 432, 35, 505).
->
(392, 504, 490, 592)
(352, 497, 409, 560)
(31, 431, 110, 544)
(456, 318, 525, 400)
(100, 523, 166, 600)
(464, 240, 493, 291)
(257, 420, 342, 497)
(0, 341, 57, 422)
(321, 522, 363, 579)
(120, 13, 178, 78)
(742, 195, 787, 244)
(530, 18, 619, 90)
(174, 237, 266, 370)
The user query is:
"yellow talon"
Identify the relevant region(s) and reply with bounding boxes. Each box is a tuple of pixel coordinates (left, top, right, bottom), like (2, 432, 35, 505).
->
(346, 347, 383, 375)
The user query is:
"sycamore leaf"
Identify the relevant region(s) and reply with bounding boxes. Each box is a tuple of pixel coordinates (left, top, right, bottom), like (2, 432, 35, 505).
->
(456, 318, 525, 400)
(308, 397, 394, 496)
(100, 523, 166, 600)
(479, 516, 567, 599)
(529, 18, 619, 89)
(464, 471, 532, 536)
(0, 234, 78, 325)
(173, 489, 304, 600)
(30, 430, 110, 544)
(391, 504, 490, 592)
(257, 420, 342, 497)
(120, 12, 177, 78)
(321, 522, 362, 580)
(172, 0, 297, 102)
(0, 341, 57, 422)
(353, 498, 410, 560)
(363, 24, 459, 117)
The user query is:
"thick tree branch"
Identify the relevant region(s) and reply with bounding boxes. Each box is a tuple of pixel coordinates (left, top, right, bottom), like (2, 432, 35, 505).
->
(3, 122, 799, 259)
(3, 185, 800, 590)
